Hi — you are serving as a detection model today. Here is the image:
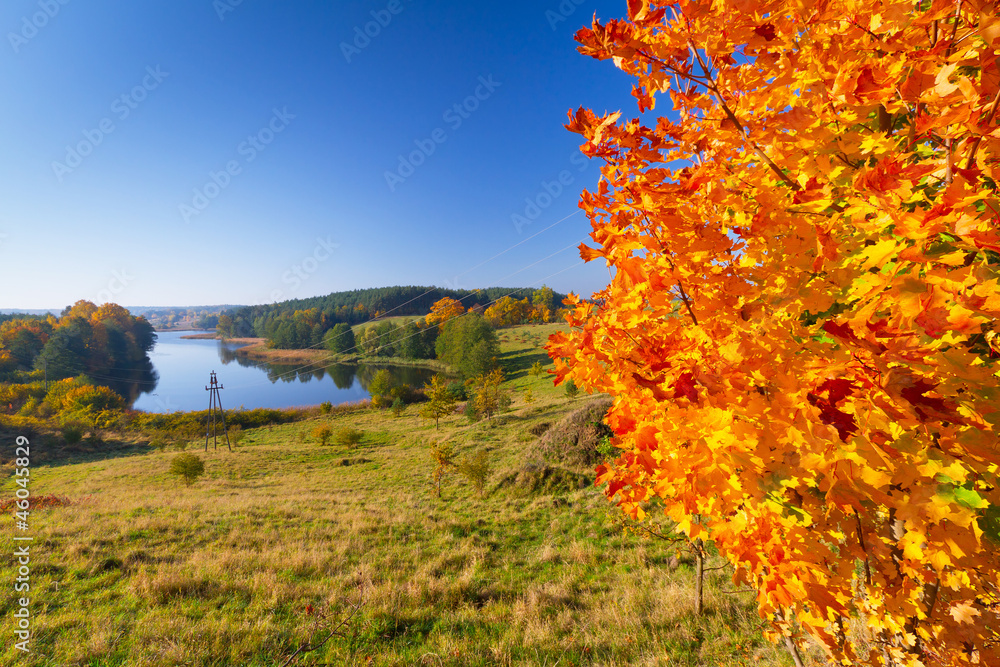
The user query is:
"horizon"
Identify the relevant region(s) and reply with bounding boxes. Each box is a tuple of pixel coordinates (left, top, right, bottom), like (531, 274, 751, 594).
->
(0, 0, 650, 310)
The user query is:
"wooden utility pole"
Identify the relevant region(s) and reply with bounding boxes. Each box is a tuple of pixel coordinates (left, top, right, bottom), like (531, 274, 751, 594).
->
(204, 370, 231, 452)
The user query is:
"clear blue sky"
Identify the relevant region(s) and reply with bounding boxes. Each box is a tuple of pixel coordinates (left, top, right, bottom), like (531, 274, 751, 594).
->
(0, 0, 643, 309)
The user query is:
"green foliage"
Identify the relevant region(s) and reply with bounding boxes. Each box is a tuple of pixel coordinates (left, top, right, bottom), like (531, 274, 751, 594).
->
(319, 401, 333, 415)
(471, 368, 505, 421)
(564, 379, 579, 398)
(312, 424, 333, 446)
(463, 398, 481, 423)
(368, 369, 395, 408)
(169, 453, 205, 486)
(334, 427, 364, 448)
(435, 314, 499, 379)
(456, 450, 493, 497)
(429, 441, 456, 499)
(530, 361, 545, 378)
(391, 397, 405, 417)
(420, 375, 457, 430)
(61, 422, 84, 445)
(323, 323, 355, 355)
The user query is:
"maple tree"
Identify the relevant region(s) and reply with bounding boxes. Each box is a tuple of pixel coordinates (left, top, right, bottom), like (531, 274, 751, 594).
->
(547, 1, 1000, 665)
(426, 297, 467, 326)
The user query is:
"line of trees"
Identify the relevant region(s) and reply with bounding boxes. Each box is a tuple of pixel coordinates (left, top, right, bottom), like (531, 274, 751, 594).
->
(216, 285, 566, 347)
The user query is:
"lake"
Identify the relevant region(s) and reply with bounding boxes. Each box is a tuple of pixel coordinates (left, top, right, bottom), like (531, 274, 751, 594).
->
(131, 331, 438, 413)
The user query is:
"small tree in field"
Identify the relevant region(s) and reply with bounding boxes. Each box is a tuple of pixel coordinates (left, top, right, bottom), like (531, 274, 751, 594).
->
(312, 424, 333, 446)
(471, 368, 504, 421)
(420, 374, 456, 429)
(334, 427, 363, 448)
(429, 441, 456, 499)
(549, 3, 1000, 665)
(170, 453, 205, 487)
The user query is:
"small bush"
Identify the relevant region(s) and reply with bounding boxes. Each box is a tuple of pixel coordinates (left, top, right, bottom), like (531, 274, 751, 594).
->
(445, 381, 467, 401)
(391, 397, 405, 417)
(564, 380, 579, 398)
(169, 453, 205, 486)
(457, 450, 492, 497)
(537, 398, 614, 467)
(313, 424, 333, 446)
(61, 422, 84, 445)
(228, 424, 244, 446)
(175, 441, 189, 452)
(463, 401, 480, 423)
(334, 427, 364, 448)
(528, 422, 551, 437)
(319, 401, 333, 415)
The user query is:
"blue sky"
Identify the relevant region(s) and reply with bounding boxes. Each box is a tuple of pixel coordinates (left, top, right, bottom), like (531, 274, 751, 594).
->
(0, 0, 643, 309)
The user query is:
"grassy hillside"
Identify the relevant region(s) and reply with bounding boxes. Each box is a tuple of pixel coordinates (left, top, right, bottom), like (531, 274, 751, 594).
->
(0, 325, 805, 667)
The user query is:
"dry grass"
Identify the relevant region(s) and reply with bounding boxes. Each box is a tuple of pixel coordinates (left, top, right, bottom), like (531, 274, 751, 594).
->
(0, 324, 820, 667)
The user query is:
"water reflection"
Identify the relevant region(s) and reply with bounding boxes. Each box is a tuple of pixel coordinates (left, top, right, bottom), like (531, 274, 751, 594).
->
(131, 332, 441, 413)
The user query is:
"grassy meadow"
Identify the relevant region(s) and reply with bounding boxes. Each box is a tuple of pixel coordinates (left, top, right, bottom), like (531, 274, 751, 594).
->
(0, 325, 808, 666)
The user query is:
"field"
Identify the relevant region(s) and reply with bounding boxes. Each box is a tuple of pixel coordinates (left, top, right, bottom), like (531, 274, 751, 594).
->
(0, 325, 808, 666)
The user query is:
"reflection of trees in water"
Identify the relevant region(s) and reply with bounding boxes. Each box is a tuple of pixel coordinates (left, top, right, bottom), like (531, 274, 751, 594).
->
(111, 358, 158, 404)
(213, 343, 437, 392)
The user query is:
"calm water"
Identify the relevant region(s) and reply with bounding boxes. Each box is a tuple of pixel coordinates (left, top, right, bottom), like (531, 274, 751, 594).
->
(131, 331, 437, 413)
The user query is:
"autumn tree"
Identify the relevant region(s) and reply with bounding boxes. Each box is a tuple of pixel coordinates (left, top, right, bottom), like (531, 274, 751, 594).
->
(420, 374, 457, 429)
(426, 297, 466, 326)
(471, 368, 505, 422)
(548, 2, 1000, 666)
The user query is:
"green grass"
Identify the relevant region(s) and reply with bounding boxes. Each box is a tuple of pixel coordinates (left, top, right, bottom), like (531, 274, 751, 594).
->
(0, 324, 810, 666)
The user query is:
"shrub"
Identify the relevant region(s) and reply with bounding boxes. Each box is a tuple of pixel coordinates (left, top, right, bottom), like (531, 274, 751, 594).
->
(445, 381, 467, 401)
(564, 380, 579, 398)
(530, 361, 544, 377)
(537, 398, 614, 467)
(391, 397, 405, 417)
(463, 400, 480, 423)
(457, 450, 492, 497)
(169, 453, 205, 486)
(528, 422, 551, 437)
(334, 427, 363, 448)
(523, 388, 535, 404)
(228, 424, 244, 446)
(61, 422, 84, 445)
(313, 424, 333, 446)
(319, 401, 333, 415)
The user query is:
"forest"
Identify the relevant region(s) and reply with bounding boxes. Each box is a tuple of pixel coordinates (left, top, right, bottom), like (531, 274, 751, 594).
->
(219, 285, 566, 350)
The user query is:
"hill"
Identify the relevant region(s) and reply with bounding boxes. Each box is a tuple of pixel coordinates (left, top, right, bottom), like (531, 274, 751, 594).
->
(0, 325, 801, 666)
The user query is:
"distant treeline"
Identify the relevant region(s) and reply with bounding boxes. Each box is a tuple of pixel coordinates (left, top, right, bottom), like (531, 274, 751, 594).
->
(217, 285, 566, 348)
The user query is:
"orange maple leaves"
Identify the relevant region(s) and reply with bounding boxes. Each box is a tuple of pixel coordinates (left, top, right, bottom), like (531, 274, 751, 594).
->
(550, 1, 1000, 665)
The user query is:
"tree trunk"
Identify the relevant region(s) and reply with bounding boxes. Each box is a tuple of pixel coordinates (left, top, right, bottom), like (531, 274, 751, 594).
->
(694, 539, 705, 616)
